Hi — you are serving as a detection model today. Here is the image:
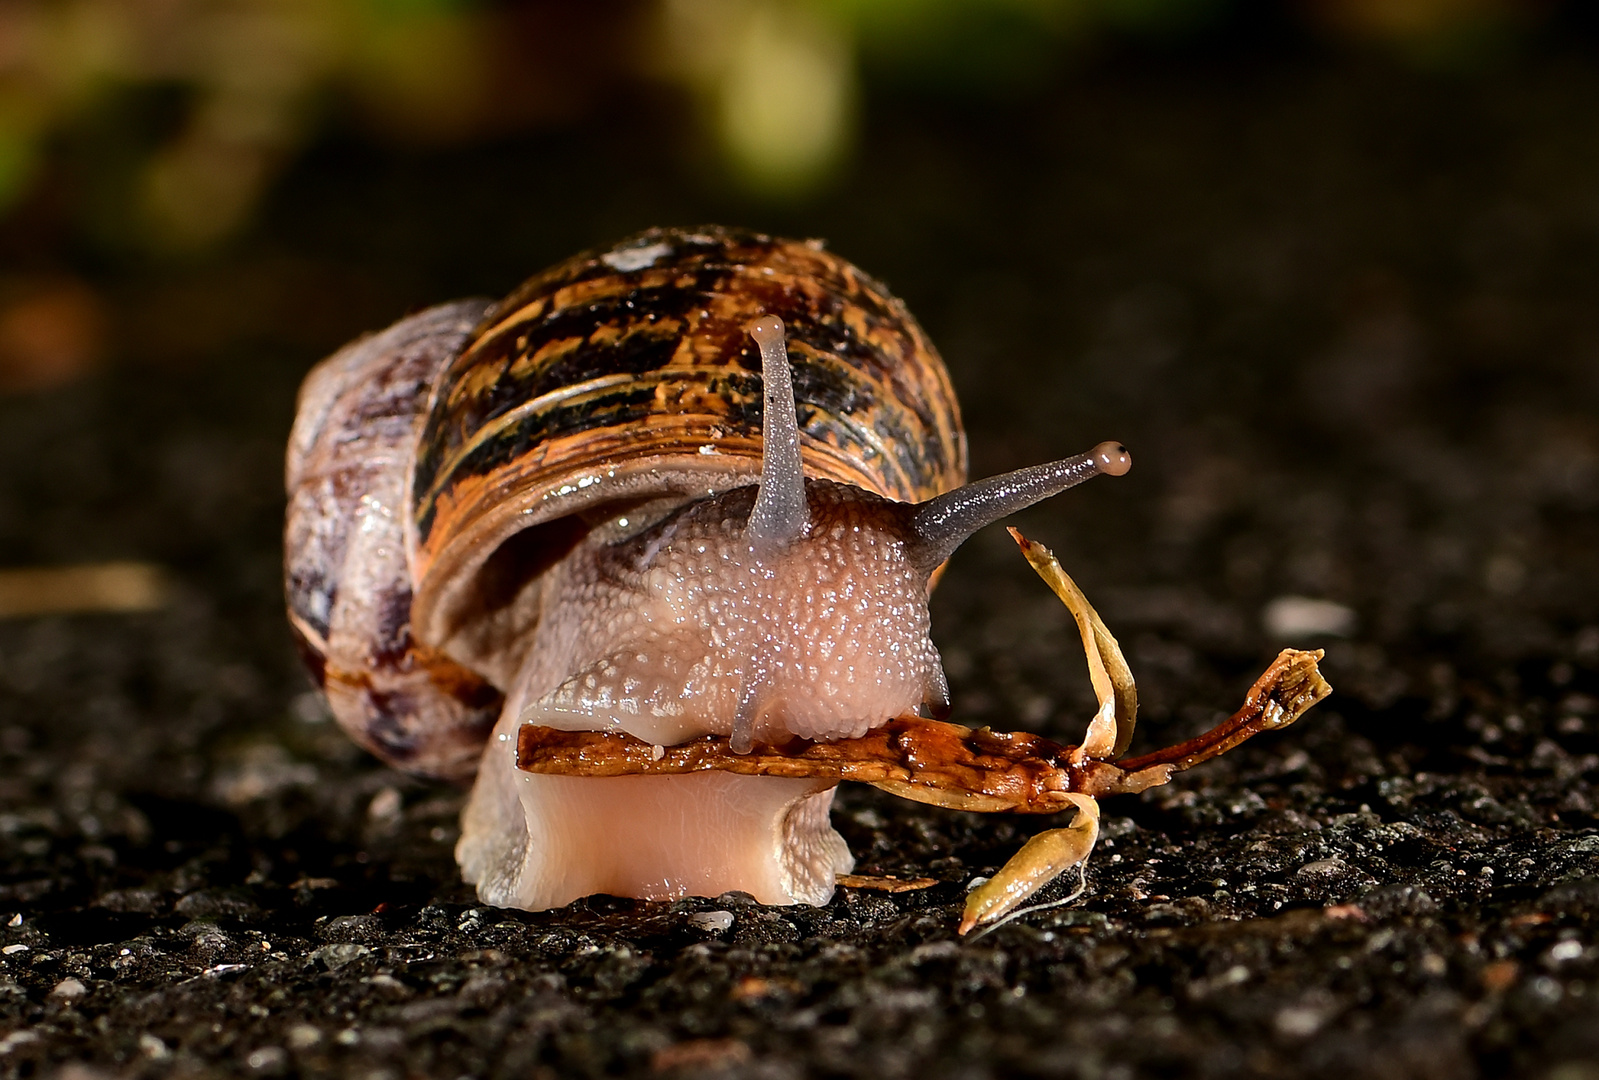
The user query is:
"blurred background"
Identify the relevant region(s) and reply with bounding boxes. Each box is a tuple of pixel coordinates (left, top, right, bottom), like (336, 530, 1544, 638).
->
(0, 0, 1596, 393)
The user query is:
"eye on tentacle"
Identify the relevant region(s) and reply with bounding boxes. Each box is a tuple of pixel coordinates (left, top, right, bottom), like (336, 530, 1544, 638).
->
(904, 440, 1131, 575)
(745, 315, 810, 554)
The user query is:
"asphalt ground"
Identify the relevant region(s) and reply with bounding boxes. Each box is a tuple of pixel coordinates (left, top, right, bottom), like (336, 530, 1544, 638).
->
(2, 50, 1598, 1080)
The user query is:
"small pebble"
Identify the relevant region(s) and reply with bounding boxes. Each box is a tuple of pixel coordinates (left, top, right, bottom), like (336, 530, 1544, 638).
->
(1275, 1004, 1328, 1038)
(48, 978, 86, 1001)
(367, 787, 402, 822)
(0, 1031, 39, 1054)
(311, 943, 370, 971)
(1549, 940, 1584, 962)
(246, 1047, 287, 1072)
(1263, 596, 1356, 640)
(689, 910, 734, 932)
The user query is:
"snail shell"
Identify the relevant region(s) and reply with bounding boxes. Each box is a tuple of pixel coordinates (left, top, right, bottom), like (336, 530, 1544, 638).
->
(287, 227, 970, 907)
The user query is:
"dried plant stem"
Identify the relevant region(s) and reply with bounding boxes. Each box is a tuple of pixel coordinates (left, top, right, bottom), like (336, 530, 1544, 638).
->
(517, 649, 1329, 806)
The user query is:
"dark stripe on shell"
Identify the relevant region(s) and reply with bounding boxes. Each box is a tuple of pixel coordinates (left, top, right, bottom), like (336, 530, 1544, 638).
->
(413, 226, 965, 561)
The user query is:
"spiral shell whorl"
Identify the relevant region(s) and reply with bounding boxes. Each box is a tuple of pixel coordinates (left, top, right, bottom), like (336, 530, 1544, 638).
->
(285, 300, 502, 779)
(408, 226, 967, 656)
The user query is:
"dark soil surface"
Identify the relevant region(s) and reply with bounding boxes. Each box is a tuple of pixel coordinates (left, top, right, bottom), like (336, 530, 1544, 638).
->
(3, 50, 1599, 1080)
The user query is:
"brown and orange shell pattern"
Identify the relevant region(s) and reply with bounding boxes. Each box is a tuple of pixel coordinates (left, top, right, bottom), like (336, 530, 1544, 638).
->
(285, 226, 968, 780)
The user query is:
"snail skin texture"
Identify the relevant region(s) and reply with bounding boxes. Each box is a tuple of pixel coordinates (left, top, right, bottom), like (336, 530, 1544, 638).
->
(285, 227, 1128, 912)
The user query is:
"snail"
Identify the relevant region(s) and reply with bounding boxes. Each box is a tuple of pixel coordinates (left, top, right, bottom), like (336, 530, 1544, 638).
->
(286, 226, 1329, 933)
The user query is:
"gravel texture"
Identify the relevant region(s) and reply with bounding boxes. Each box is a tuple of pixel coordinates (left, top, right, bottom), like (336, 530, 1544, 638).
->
(2, 51, 1599, 1080)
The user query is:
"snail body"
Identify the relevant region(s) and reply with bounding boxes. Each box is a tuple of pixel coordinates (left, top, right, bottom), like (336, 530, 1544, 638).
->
(286, 227, 1133, 914)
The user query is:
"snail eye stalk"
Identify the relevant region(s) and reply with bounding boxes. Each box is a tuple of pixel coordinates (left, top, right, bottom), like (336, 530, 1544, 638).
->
(905, 441, 1130, 574)
(745, 315, 810, 553)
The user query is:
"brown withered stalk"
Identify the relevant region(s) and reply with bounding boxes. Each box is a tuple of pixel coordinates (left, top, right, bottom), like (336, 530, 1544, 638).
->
(517, 647, 1329, 811)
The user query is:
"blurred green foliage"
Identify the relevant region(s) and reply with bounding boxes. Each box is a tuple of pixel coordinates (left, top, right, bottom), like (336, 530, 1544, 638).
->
(826, 0, 1228, 82)
(0, 0, 521, 252)
(0, 0, 1568, 253)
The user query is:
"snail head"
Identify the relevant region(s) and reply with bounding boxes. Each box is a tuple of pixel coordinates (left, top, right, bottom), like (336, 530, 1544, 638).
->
(514, 316, 1130, 756)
